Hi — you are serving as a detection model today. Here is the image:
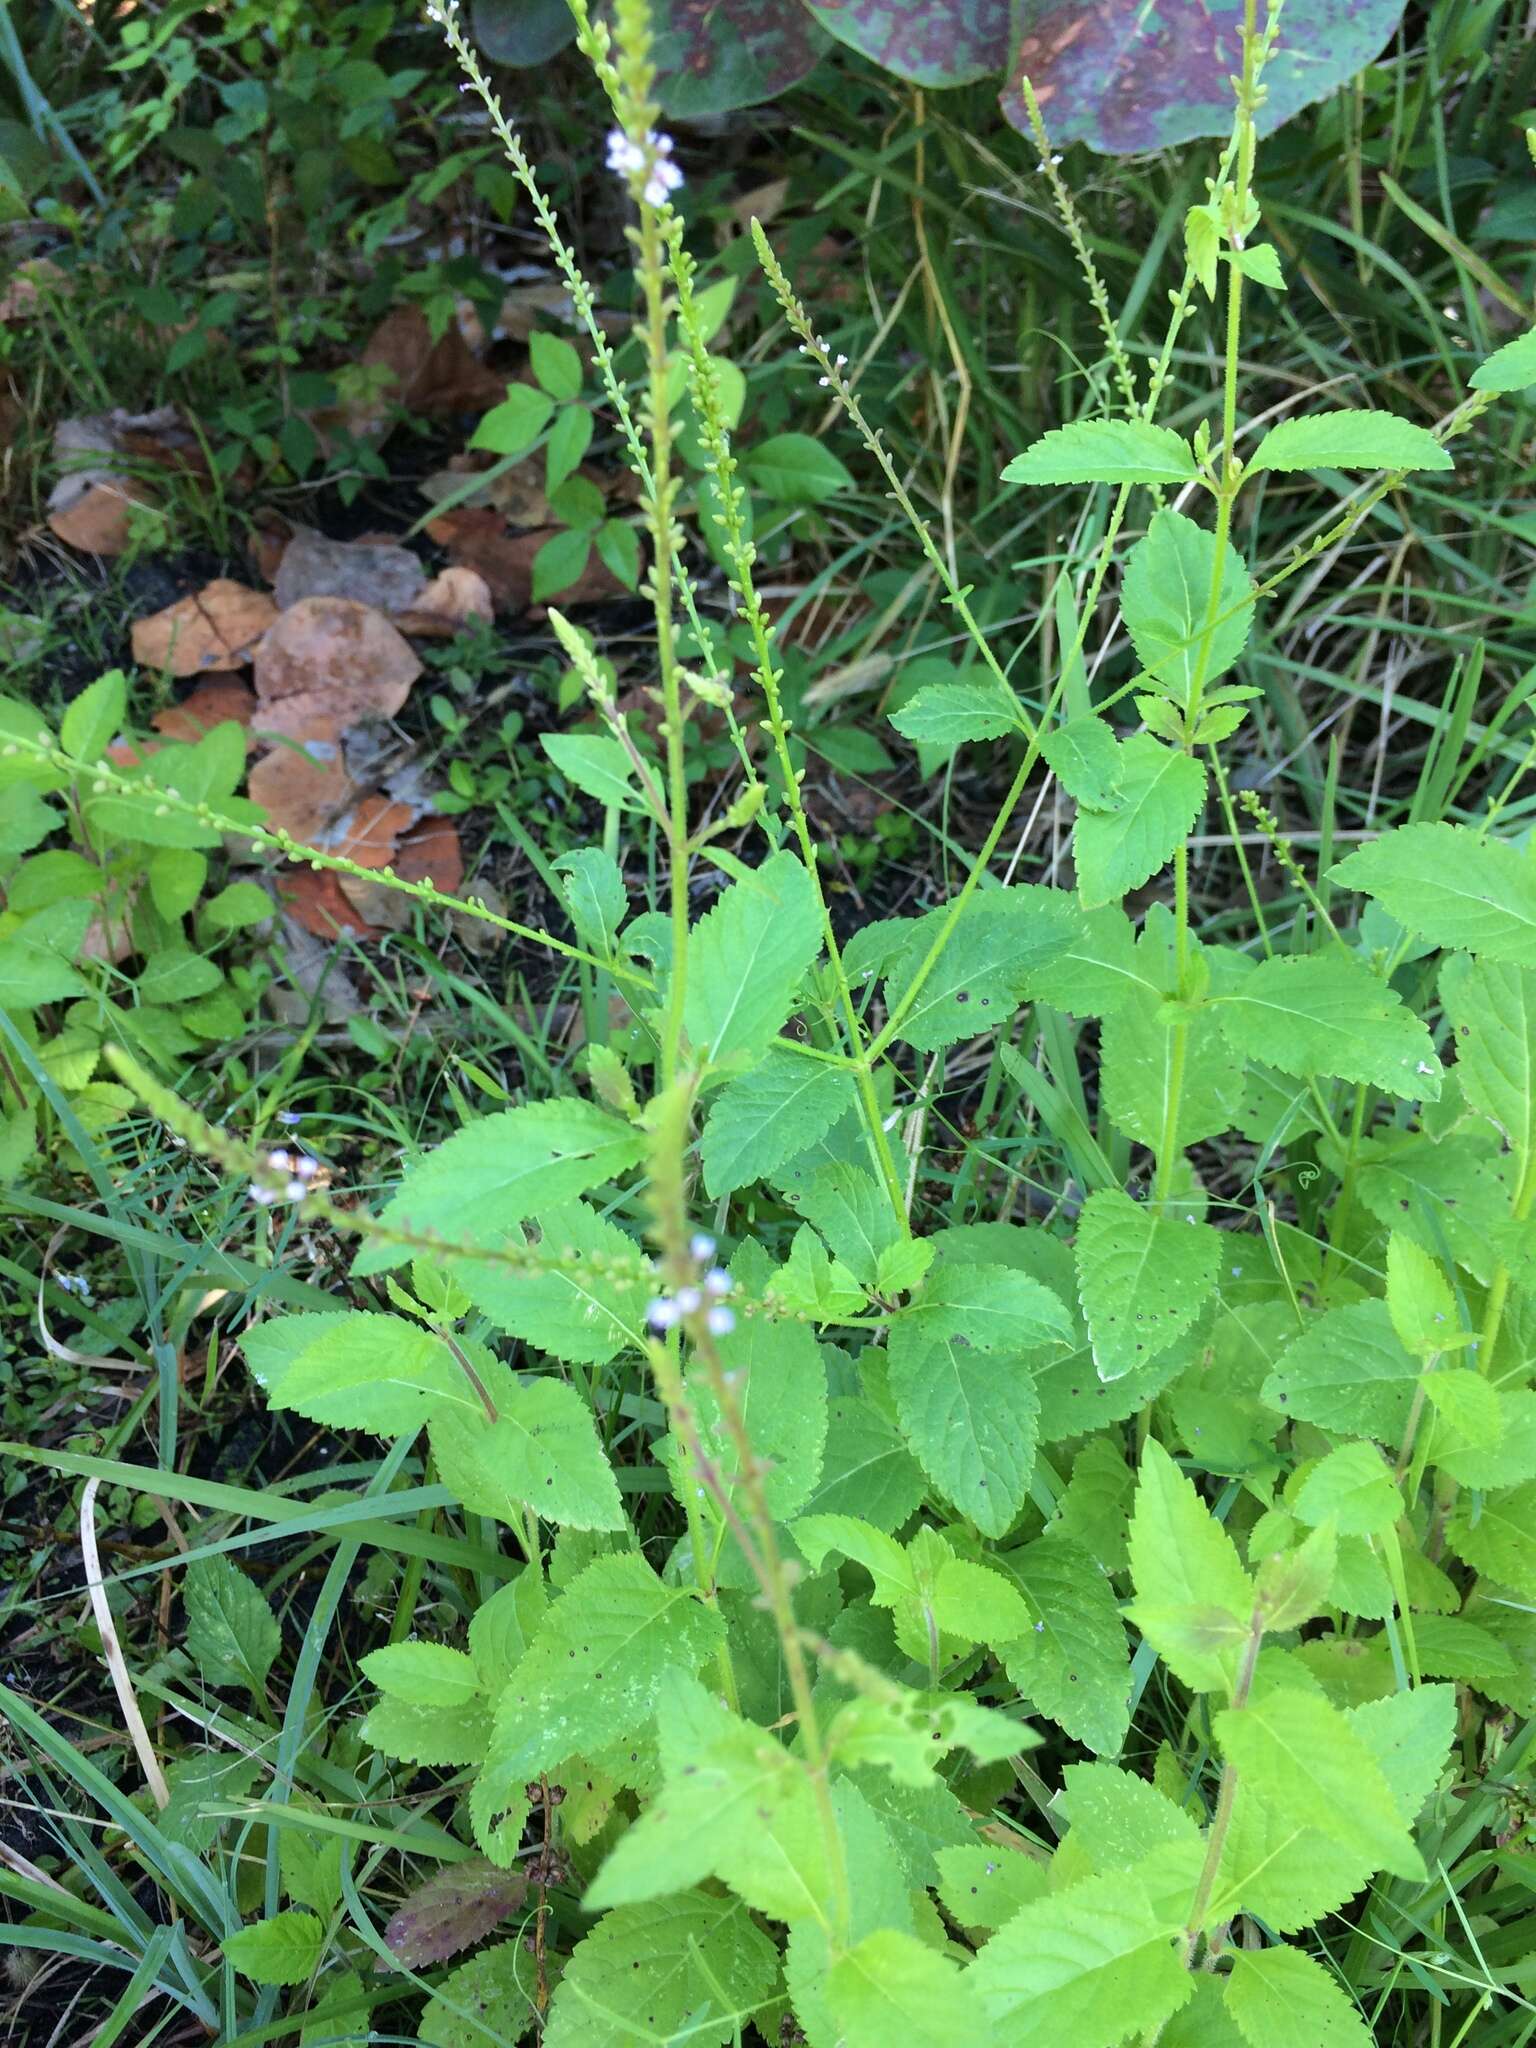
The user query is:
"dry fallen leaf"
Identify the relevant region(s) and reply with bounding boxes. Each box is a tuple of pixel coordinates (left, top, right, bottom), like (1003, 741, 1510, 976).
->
(321, 794, 416, 870)
(420, 454, 551, 527)
(341, 304, 506, 441)
(151, 676, 259, 749)
(46, 405, 214, 556)
(132, 581, 278, 676)
(247, 735, 358, 846)
(252, 596, 422, 741)
(279, 868, 379, 941)
(340, 812, 466, 929)
(47, 478, 157, 557)
(393, 565, 494, 638)
(425, 512, 631, 614)
(273, 528, 427, 614)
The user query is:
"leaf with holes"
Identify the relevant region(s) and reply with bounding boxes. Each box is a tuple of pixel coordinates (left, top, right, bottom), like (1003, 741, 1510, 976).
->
(1001, 1535, 1130, 1754)
(1075, 1188, 1220, 1384)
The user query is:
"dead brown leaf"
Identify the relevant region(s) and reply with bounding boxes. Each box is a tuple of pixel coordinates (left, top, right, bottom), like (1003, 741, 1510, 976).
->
(48, 477, 158, 556)
(425, 512, 631, 614)
(252, 596, 422, 742)
(343, 305, 506, 441)
(280, 868, 379, 940)
(132, 581, 277, 676)
(340, 813, 466, 930)
(151, 676, 259, 748)
(247, 735, 358, 845)
(420, 453, 551, 528)
(321, 794, 415, 870)
(273, 528, 427, 614)
(394, 566, 494, 638)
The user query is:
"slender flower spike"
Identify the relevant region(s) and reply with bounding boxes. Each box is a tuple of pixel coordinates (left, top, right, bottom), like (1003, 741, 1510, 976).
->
(606, 126, 683, 208)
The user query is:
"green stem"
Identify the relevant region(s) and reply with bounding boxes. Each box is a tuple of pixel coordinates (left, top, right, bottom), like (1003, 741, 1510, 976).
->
(1182, 1612, 1264, 1963)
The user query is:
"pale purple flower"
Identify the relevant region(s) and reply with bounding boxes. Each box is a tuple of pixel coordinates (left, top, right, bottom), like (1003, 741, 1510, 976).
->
(647, 1297, 681, 1333)
(706, 1305, 735, 1337)
(703, 1269, 732, 1299)
(689, 1232, 716, 1264)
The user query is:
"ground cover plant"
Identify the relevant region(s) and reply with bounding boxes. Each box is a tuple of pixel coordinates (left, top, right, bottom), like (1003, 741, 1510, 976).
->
(4, 0, 1536, 2044)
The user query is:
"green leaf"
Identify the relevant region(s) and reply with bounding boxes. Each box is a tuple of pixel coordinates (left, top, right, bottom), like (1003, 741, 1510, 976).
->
(683, 851, 823, 1064)
(1001, 1535, 1130, 1755)
(529, 330, 582, 400)
(420, 1938, 545, 2048)
(587, 1672, 829, 1921)
(1292, 1442, 1399, 1537)
(224, 1912, 325, 1986)
(1020, 902, 1150, 1017)
(60, 670, 126, 764)
(791, 1162, 903, 1288)
(1041, 715, 1123, 810)
(744, 430, 854, 503)
(593, 516, 640, 589)
(1248, 409, 1452, 475)
(1332, 822, 1536, 964)
(138, 947, 222, 1003)
(454, 1200, 647, 1368)
(827, 1929, 993, 2046)
(1224, 1946, 1371, 2048)
(1261, 1302, 1419, 1442)
(690, 1314, 827, 1520)
(886, 1265, 1069, 1534)
(1441, 952, 1536, 1159)
(546, 401, 594, 493)
(553, 848, 626, 953)
(795, 1513, 917, 1608)
(264, 1313, 478, 1434)
(1059, 1760, 1203, 1874)
(700, 1049, 858, 1196)
(1003, 418, 1199, 488)
(1350, 1683, 1455, 1825)
(882, 885, 1084, 1050)
(970, 1852, 1201, 2048)
(532, 528, 591, 604)
(0, 899, 89, 1007)
(1469, 328, 1536, 392)
(184, 1554, 280, 1701)
(543, 734, 645, 816)
(1446, 1481, 1536, 1597)
(1120, 509, 1255, 706)
(889, 674, 1024, 747)
(360, 1640, 481, 1707)
(801, 1395, 927, 1531)
(479, 1554, 724, 1785)
(470, 383, 554, 457)
(1127, 1439, 1252, 1693)
(432, 1376, 625, 1532)
(361, 1695, 494, 1766)
(935, 1844, 1048, 1932)
(1232, 243, 1286, 290)
(1073, 735, 1207, 908)
(1385, 1233, 1461, 1359)
(542, 1892, 778, 2048)
(1075, 1188, 1220, 1383)
(1102, 982, 1245, 1153)
(203, 880, 272, 930)
(355, 1101, 645, 1276)
(1214, 1688, 1424, 1879)
(827, 1687, 1031, 1784)
(1215, 952, 1441, 1099)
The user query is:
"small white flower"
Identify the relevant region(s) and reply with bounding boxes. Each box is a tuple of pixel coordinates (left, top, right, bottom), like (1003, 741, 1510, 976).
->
(690, 1232, 717, 1263)
(706, 1305, 736, 1337)
(57, 1273, 93, 1302)
(643, 156, 684, 207)
(675, 1285, 702, 1315)
(704, 1269, 732, 1299)
(250, 1185, 282, 1208)
(293, 1155, 320, 1180)
(606, 128, 646, 176)
(276, 1110, 303, 1127)
(268, 1149, 293, 1172)
(647, 1297, 681, 1332)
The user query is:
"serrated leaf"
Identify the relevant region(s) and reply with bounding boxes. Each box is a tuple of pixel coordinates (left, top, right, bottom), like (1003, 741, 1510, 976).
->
(1441, 952, 1536, 1160)
(1349, 1682, 1455, 1824)
(1000, 1536, 1130, 1755)
(826, 1928, 994, 2046)
(791, 1162, 901, 1287)
(1224, 1943, 1371, 2047)
(419, 1937, 546, 2048)
(543, 1890, 779, 2048)
(700, 1049, 858, 1195)
(1214, 1688, 1424, 1879)
(361, 1696, 493, 1767)
(266, 1313, 478, 1435)
(1128, 1439, 1252, 1694)
(360, 1641, 481, 1708)
(1249, 408, 1451, 475)
(1261, 1302, 1419, 1442)
(453, 1199, 648, 1367)
(1216, 951, 1440, 1099)
(1073, 735, 1206, 908)
(882, 886, 1084, 1049)
(1470, 328, 1536, 392)
(890, 673, 1023, 747)
(683, 851, 823, 1064)
(479, 1554, 724, 1787)
(434, 1376, 624, 1532)
(60, 670, 126, 765)
(795, 1513, 917, 1608)
(1003, 418, 1199, 488)
(183, 1554, 280, 1702)
(1076, 1188, 1220, 1383)
(355, 1102, 646, 1277)
(1446, 1481, 1536, 1597)
(552, 847, 626, 953)
(540, 733, 643, 812)
(689, 1314, 827, 1520)
(1120, 509, 1255, 706)
(800, 1395, 927, 1531)
(1040, 714, 1123, 809)
(224, 1912, 325, 1986)
(1102, 983, 1245, 1153)
(970, 1852, 1201, 2048)
(385, 1857, 529, 1968)
(1292, 1442, 1399, 1536)
(935, 1843, 1048, 1932)
(827, 1687, 1032, 1784)
(1385, 1232, 1461, 1359)
(1019, 902, 1152, 1018)
(1059, 1760, 1203, 1875)
(1331, 822, 1536, 964)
